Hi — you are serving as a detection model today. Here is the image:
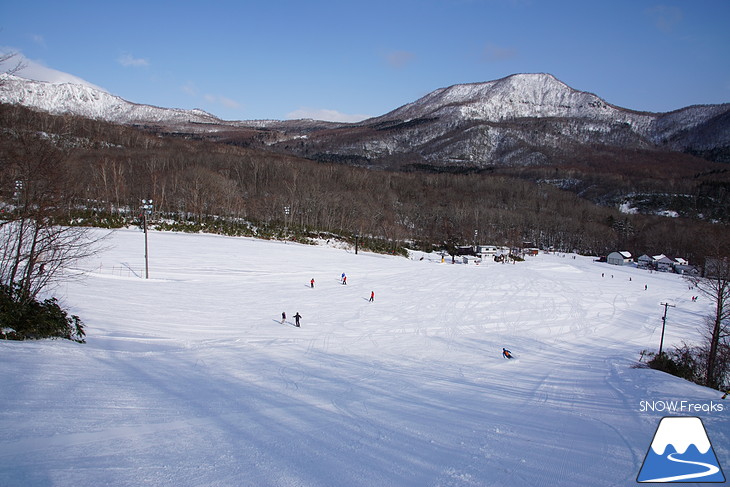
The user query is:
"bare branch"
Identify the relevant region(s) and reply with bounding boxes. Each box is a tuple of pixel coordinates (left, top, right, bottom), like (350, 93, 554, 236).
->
(0, 51, 26, 79)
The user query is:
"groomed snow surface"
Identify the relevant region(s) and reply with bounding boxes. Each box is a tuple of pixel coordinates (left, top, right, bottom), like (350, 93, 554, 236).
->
(1, 229, 727, 487)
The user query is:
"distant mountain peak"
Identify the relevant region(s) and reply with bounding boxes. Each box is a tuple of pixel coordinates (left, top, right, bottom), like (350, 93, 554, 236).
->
(374, 72, 621, 123)
(0, 74, 221, 126)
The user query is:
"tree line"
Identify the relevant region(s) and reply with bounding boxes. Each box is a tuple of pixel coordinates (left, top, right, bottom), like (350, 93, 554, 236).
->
(0, 103, 727, 262)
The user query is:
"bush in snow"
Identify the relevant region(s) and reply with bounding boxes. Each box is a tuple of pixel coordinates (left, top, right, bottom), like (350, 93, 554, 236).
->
(645, 341, 730, 391)
(0, 284, 86, 343)
(646, 345, 699, 383)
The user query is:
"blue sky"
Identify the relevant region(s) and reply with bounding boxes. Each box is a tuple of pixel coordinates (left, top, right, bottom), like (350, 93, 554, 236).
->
(1, 0, 729, 122)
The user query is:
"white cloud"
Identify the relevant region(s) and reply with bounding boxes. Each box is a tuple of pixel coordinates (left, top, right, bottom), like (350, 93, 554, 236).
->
(0, 51, 107, 91)
(219, 96, 240, 109)
(482, 42, 518, 62)
(385, 50, 415, 69)
(31, 35, 46, 48)
(203, 93, 241, 110)
(286, 108, 370, 123)
(118, 52, 149, 67)
(646, 5, 683, 33)
(181, 82, 197, 96)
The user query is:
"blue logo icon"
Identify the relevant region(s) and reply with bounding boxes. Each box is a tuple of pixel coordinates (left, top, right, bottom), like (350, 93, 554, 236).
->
(637, 416, 725, 483)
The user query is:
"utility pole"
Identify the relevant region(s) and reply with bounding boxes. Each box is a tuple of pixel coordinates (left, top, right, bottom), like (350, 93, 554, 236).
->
(658, 302, 676, 356)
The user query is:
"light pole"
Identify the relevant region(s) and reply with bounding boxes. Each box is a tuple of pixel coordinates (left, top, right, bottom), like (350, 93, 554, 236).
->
(14, 180, 23, 208)
(141, 199, 153, 279)
(284, 206, 290, 240)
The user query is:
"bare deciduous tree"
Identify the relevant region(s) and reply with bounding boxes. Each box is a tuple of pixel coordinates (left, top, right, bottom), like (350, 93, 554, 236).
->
(0, 132, 105, 303)
(686, 255, 730, 388)
(0, 51, 25, 79)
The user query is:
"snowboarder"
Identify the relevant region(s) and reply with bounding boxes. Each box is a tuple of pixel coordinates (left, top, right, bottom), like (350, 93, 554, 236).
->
(502, 348, 514, 359)
(281, 311, 286, 324)
(369, 291, 374, 302)
(294, 312, 302, 327)
(310, 278, 315, 288)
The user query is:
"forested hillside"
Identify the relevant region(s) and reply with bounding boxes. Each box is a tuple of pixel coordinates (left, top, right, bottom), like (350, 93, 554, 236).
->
(0, 104, 727, 261)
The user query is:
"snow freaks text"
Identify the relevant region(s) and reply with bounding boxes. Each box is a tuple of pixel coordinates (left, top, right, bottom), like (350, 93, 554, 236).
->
(639, 400, 724, 413)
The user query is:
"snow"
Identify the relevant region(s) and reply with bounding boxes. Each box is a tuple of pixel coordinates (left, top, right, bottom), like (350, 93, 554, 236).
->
(0, 74, 221, 125)
(0, 228, 728, 487)
(378, 74, 656, 133)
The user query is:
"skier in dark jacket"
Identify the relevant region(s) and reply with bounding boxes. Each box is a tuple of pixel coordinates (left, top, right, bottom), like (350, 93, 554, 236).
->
(502, 348, 514, 359)
(294, 312, 302, 327)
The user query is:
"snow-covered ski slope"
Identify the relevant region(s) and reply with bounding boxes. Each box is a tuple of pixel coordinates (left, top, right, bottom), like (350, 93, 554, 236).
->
(0, 229, 727, 486)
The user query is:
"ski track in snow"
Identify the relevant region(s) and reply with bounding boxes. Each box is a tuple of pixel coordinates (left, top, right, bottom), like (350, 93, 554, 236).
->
(0, 228, 728, 487)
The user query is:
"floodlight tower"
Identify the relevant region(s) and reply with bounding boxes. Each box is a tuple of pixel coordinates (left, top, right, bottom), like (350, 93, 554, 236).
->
(141, 199, 153, 279)
(14, 180, 23, 208)
(284, 206, 290, 240)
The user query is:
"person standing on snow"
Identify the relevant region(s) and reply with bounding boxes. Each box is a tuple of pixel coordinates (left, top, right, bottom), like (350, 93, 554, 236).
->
(281, 311, 286, 324)
(502, 348, 514, 359)
(294, 312, 302, 327)
(369, 291, 374, 302)
(341, 272, 346, 284)
(311, 278, 315, 288)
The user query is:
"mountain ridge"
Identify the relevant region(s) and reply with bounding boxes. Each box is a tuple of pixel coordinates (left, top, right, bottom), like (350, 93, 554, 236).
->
(1, 71, 729, 170)
(0, 74, 221, 126)
(372, 73, 624, 122)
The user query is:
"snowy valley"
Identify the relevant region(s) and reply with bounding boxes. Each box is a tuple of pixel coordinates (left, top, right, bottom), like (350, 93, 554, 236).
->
(0, 229, 727, 486)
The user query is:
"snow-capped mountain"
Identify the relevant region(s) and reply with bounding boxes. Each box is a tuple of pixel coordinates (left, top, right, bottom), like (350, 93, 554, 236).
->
(279, 73, 730, 170)
(0, 74, 222, 126)
(1, 72, 728, 170)
(375, 73, 642, 123)
(366, 73, 730, 140)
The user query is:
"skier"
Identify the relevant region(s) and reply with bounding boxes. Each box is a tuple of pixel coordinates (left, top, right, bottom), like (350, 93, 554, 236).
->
(341, 272, 346, 283)
(722, 390, 730, 400)
(311, 278, 315, 288)
(281, 311, 286, 324)
(294, 312, 302, 327)
(342, 275, 347, 285)
(369, 291, 374, 302)
(502, 348, 514, 359)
